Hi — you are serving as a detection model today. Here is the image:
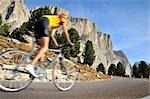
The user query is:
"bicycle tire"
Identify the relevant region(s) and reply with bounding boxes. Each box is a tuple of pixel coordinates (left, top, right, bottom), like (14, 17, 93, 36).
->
(0, 49, 33, 92)
(52, 59, 79, 91)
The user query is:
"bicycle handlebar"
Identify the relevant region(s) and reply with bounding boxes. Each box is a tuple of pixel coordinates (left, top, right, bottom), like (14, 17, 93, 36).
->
(47, 44, 74, 53)
(27, 31, 35, 37)
(56, 44, 73, 49)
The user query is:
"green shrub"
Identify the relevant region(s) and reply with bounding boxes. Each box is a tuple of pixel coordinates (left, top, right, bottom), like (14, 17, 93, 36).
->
(0, 15, 10, 36)
(0, 24, 9, 36)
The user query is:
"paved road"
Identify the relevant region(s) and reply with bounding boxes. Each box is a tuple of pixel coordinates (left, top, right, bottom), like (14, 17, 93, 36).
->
(0, 77, 149, 99)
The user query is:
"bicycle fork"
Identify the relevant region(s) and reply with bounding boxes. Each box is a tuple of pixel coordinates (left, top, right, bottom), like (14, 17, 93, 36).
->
(59, 57, 68, 75)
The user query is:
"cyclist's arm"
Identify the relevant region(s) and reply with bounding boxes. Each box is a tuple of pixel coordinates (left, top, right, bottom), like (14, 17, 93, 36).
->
(62, 23, 73, 45)
(51, 29, 59, 47)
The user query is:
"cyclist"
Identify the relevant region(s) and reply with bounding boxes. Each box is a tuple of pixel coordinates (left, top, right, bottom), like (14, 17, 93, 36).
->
(25, 11, 74, 77)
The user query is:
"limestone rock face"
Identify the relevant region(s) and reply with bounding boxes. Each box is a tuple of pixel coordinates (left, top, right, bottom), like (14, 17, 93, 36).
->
(68, 16, 131, 77)
(69, 16, 130, 76)
(0, 0, 30, 31)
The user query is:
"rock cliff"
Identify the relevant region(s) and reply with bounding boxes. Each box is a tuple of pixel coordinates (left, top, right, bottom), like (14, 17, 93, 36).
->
(0, 0, 30, 31)
(68, 15, 131, 76)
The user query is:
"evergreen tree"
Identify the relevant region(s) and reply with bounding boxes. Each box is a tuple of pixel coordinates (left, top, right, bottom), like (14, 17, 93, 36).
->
(132, 64, 139, 78)
(145, 66, 150, 78)
(83, 40, 95, 66)
(96, 63, 105, 74)
(116, 62, 125, 76)
(57, 32, 72, 59)
(68, 28, 80, 57)
(108, 64, 116, 76)
(138, 61, 148, 78)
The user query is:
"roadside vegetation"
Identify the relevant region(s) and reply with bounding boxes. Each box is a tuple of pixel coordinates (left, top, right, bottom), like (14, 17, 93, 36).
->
(96, 61, 150, 79)
(132, 61, 150, 78)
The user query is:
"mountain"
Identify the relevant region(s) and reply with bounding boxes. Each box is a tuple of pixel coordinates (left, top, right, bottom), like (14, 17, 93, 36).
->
(0, 2, 132, 77)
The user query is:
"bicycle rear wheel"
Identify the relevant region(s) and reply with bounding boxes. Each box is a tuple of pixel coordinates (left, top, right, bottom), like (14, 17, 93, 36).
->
(0, 49, 33, 92)
(52, 59, 79, 91)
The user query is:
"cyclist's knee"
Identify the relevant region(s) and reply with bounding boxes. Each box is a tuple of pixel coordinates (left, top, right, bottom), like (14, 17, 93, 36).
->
(40, 46, 48, 53)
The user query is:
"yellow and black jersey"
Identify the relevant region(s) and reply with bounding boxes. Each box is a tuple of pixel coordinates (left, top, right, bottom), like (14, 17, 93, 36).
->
(42, 15, 67, 29)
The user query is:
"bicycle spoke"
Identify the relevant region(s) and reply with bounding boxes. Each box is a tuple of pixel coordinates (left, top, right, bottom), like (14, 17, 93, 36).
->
(9, 80, 13, 89)
(53, 59, 79, 91)
(0, 50, 33, 92)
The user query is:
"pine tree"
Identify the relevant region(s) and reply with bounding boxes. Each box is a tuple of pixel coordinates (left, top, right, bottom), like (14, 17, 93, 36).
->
(145, 66, 150, 78)
(68, 28, 80, 57)
(83, 40, 95, 66)
(138, 61, 148, 78)
(96, 63, 105, 74)
(132, 64, 139, 78)
(108, 64, 116, 76)
(116, 62, 125, 76)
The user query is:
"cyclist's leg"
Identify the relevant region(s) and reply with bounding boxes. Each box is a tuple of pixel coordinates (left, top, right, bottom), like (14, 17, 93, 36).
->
(31, 17, 49, 65)
(25, 37, 49, 77)
(31, 37, 49, 65)
(25, 17, 49, 77)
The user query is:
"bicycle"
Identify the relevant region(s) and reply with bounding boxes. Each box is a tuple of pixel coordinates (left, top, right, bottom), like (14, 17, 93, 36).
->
(0, 32, 80, 92)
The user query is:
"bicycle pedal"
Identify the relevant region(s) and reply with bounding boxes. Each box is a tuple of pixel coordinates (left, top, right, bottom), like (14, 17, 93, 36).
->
(5, 76, 15, 80)
(61, 69, 68, 75)
(61, 72, 67, 75)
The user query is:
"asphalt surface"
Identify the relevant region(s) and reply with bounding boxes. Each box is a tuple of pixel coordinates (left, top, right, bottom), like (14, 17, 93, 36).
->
(0, 77, 149, 99)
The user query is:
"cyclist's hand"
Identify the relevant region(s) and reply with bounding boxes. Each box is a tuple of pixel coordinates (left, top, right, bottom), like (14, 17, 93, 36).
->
(56, 44, 62, 49)
(70, 42, 74, 46)
(70, 43, 75, 51)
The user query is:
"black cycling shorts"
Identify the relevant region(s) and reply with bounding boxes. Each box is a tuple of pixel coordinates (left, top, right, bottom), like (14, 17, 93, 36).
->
(34, 17, 49, 39)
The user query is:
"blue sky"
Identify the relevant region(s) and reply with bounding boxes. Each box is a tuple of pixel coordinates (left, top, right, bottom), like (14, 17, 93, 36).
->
(24, 0, 150, 65)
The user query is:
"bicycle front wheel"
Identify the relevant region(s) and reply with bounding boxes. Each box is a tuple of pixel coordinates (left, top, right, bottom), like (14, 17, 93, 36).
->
(0, 49, 33, 92)
(52, 59, 79, 91)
